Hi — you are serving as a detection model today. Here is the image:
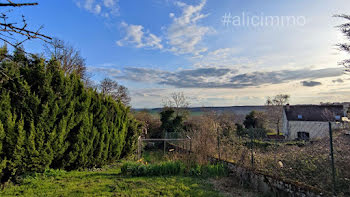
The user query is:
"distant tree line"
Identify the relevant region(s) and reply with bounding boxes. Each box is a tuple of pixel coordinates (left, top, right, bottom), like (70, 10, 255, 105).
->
(0, 46, 141, 182)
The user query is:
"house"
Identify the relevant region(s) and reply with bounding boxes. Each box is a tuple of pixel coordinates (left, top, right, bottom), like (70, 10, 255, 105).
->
(282, 104, 348, 140)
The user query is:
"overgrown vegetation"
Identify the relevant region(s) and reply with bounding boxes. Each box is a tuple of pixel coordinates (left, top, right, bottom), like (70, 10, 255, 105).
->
(135, 100, 350, 195)
(0, 46, 141, 182)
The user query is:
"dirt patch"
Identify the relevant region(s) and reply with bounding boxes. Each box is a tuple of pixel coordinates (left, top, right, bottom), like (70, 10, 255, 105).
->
(208, 177, 263, 197)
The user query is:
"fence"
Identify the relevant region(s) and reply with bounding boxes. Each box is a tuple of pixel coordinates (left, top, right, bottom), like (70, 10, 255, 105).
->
(205, 122, 350, 196)
(137, 132, 192, 160)
(136, 121, 350, 195)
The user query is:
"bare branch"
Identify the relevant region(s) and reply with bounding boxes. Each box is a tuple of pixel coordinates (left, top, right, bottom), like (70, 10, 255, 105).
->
(0, 1, 51, 50)
(0, 2, 38, 7)
(335, 14, 350, 73)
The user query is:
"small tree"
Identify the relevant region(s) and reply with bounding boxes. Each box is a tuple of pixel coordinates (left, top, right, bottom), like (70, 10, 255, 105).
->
(243, 111, 266, 129)
(242, 111, 268, 140)
(160, 108, 184, 134)
(235, 123, 246, 137)
(44, 38, 87, 80)
(335, 14, 350, 71)
(266, 94, 290, 135)
(99, 78, 131, 106)
(134, 110, 161, 138)
(163, 92, 190, 118)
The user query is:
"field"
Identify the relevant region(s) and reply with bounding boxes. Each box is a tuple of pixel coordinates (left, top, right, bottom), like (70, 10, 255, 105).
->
(0, 167, 219, 196)
(135, 106, 267, 117)
(0, 151, 262, 197)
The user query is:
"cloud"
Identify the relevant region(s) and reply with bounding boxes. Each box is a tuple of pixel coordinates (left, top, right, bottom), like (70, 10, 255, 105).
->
(131, 88, 167, 98)
(117, 22, 163, 49)
(301, 81, 322, 87)
(95, 66, 344, 89)
(115, 0, 212, 55)
(119, 67, 168, 82)
(332, 78, 344, 83)
(75, 0, 119, 17)
(166, 0, 213, 55)
(87, 67, 120, 78)
(192, 48, 246, 67)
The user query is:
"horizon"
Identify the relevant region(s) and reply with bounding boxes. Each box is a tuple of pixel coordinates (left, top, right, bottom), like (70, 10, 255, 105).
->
(15, 0, 350, 108)
(134, 102, 350, 110)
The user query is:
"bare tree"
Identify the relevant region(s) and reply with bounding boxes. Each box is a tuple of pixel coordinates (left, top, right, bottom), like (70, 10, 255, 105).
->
(0, 1, 51, 82)
(99, 78, 131, 106)
(163, 92, 190, 117)
(44, 38, 87, 79)
(266, 94, 290, 135)
(335, 14, 350, 71)
(0, 1, 51, 48)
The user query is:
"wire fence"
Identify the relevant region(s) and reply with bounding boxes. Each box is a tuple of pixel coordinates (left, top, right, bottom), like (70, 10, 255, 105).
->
(136, 121, 350, 195)
(137, 132, 192, 160)
(210, 122, 350, 196)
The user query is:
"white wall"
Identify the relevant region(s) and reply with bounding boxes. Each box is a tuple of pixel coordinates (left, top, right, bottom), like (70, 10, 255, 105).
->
(286, 121, 342, 140)
(282, 110, 289, 137)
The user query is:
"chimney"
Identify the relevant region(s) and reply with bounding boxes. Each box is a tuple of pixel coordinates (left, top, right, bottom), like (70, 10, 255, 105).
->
(286, 103, 290, 111)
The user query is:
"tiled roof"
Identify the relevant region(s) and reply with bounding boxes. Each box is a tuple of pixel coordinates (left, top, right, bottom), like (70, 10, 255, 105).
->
(284, 105, 344, 121)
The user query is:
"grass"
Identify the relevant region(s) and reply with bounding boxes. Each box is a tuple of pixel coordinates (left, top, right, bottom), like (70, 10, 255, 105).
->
(266, 132, 284, 136)
(121, 161, 228, 177)
(0, 164, 224, 197)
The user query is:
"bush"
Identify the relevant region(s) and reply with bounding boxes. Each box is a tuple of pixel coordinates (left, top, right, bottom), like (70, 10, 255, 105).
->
(0, 47, 141, 182)
(121, 161, 228, 177)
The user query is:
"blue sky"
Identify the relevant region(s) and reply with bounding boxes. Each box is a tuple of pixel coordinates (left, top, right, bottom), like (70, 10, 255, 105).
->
(17, 0, 350, 108)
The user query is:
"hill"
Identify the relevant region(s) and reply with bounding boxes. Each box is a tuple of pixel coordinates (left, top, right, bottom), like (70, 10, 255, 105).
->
(134, 106, 267, 116)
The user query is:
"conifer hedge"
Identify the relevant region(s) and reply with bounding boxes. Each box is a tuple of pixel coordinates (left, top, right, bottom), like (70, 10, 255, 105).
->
(0, 46, 141, 182)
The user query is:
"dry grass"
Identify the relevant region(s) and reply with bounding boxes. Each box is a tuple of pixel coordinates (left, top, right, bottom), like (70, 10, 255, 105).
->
(190, 128, 350, 196)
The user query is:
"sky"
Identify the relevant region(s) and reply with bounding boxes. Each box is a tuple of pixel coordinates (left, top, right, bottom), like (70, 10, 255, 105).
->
(13, 0, 350, 108)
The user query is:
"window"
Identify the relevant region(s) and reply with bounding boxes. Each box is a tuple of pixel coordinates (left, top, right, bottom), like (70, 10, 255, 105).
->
(297, 132, 310, 141)
(297, 115, 302, 119)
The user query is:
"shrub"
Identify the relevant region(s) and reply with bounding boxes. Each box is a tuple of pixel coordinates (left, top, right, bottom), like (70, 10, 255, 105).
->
(0, 47, 141, 182)
(121, 161, 228, 177)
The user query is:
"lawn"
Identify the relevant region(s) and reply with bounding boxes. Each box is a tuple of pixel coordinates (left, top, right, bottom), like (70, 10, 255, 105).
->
(0, 149, 265, 197)
(0, 164, 223, 197)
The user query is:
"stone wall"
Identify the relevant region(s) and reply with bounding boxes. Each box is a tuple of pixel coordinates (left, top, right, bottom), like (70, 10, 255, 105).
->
(217, 159, 328, 197)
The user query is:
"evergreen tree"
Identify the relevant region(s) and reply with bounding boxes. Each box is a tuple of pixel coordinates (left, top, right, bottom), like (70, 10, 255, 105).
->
(0, 120, 6, 179)
(0, 46, 141, 181)
(9, 118, 26, 176)
(160, 108, 184, 135)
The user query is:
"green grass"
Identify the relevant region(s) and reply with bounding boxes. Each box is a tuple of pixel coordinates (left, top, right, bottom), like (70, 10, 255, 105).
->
(121, 161, 228, 177)
(266, 132, 284, 136)
(142, 150, 167, 163)
(0, 164, 223, 197)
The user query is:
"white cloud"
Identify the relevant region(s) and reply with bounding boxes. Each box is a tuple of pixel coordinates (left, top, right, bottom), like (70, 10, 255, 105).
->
(75, 0, 119, 17)
(192, 48, 245, 68)
(166, 0, 213, 55)
(117, 22, 163, 49)
(115, 0, 213, 55)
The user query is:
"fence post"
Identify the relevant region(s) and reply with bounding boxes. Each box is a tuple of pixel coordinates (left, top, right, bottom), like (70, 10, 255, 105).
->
(164, 140, 166, 155)
(137, 136, 142, 160)
(328, 122, 336, 195)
